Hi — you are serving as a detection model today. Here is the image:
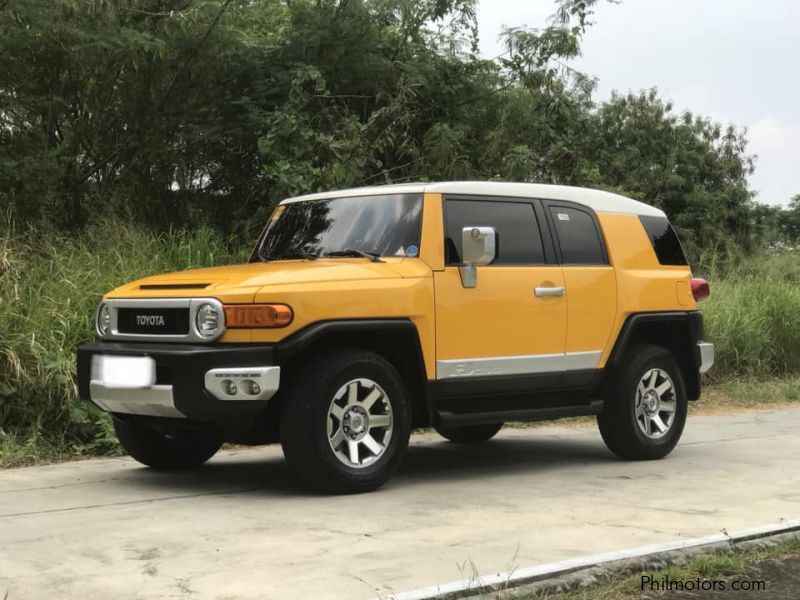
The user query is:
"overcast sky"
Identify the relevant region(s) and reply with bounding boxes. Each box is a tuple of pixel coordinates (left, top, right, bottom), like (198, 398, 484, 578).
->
(477, 0, 799, 206)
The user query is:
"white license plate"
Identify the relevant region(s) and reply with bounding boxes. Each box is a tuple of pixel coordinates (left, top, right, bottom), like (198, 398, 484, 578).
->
(91, 355, 156, 389)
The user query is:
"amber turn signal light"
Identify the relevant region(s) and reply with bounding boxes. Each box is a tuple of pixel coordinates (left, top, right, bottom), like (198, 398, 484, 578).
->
(223, 304, 293, 328)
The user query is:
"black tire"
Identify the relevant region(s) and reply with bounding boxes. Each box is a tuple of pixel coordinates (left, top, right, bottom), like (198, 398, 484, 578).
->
(434, 423, 503, 443)
(113, 418, 222, 470)
(598, 343, 688, 461)
(279, 348, 411, 494)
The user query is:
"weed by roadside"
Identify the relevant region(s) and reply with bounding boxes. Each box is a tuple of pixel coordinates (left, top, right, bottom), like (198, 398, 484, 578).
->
(691, 376, 800, 413)
(0, 218, 245, 463)
(505, 535, 800, 600)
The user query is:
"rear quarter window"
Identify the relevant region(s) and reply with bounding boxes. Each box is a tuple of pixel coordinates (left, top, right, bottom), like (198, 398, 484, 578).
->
(548, 206, 607, 265)
(639, 216, 689, 266)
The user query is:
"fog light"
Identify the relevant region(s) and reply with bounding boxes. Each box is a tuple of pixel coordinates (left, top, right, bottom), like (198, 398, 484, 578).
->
(244, 380, 260, 396)
(222, 379, 238, 396)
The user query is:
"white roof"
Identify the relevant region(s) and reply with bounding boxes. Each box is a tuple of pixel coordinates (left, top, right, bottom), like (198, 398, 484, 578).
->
(281, 181, 666, 217)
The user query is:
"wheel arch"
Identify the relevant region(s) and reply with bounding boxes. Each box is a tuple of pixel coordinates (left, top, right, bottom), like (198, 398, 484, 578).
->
(275, 319, 432, 427)
(607, 312, 704, 400)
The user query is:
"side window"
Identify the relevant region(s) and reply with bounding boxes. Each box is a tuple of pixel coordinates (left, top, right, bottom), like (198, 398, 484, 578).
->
(639, 215, 689, 266)
(548, 206, 607, 265)
(445, 199, 545, 265)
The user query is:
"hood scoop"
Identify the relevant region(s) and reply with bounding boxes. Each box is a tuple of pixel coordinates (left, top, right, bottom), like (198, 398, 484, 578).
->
(139, 283, 210, 290)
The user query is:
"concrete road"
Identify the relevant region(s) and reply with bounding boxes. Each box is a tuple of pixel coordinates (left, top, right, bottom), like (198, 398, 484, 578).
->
(1, 408, 799, 600)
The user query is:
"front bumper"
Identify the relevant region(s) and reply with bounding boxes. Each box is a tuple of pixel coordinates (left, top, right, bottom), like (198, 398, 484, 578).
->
(77, 342, 280, 421)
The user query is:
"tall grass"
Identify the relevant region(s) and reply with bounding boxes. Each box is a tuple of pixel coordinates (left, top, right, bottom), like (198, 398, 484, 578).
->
(0, 219, 245, 462)
(702, 249, 800, 379)
(0, 220, 798, 465)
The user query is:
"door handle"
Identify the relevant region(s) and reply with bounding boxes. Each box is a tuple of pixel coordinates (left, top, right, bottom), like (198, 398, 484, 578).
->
(534, 286, 565, 297)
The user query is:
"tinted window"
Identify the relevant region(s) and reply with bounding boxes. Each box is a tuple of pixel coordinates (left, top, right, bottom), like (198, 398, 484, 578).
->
(639, 215, 688, 266)
(445, 199, 545, 265)
(549, 206, 607, 265)
(252, 194, 422, 261)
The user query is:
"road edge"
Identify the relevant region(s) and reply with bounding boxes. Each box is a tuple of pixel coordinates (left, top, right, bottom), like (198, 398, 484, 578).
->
(387, 519, 800, 600)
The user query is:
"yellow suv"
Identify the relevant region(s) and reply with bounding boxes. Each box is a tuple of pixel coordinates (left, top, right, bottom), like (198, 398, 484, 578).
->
(78, 183, 714, 493)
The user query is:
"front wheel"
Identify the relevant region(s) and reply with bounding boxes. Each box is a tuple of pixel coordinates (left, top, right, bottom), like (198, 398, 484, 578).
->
(598, 344, 688, 460)
(279, 348, 411, 494)
(435, 423, 503, 443)
(113, 418, 222, 469)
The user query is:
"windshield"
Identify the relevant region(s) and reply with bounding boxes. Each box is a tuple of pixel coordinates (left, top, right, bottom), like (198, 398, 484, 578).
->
(251, 193, 423, 262)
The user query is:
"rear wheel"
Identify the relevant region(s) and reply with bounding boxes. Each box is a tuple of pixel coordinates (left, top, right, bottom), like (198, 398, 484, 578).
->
(279, 348, 411, 494)
(435, 423, 503, 443)
(598, 344, 688, 460)
(113, 418, 222, 469)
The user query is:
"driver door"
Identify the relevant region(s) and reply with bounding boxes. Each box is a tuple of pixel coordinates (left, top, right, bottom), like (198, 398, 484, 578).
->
(434, 197, 567, 389)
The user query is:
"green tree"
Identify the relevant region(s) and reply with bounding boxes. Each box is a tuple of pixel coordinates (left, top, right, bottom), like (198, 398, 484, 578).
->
(575, 90, 755, 259)
(0, 0, 766, 262)
(0, 0, 285, 228)
(780, 195, 800, 242)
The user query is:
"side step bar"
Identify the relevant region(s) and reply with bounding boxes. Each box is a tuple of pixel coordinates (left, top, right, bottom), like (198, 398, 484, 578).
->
(436, 400, 604, 428)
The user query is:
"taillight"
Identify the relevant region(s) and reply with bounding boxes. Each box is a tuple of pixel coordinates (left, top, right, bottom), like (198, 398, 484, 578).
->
(223, 304, 293, 328)
(691, 278, 710, 302)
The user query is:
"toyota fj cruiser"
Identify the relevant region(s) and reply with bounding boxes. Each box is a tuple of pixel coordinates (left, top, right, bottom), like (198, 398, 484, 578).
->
(77, 183, 714, 493)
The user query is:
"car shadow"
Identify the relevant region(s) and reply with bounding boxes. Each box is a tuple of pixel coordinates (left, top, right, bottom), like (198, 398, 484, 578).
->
(108, 429, 615, 497)
(397, 434, 612, 486)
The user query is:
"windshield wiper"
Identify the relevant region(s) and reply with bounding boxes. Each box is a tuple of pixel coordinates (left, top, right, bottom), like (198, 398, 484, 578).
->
(259, 249, 319, 262)
(324, 249, 384, 263)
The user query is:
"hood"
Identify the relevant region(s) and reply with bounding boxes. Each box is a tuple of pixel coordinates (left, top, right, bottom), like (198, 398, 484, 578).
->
(106, 258, 426, 300)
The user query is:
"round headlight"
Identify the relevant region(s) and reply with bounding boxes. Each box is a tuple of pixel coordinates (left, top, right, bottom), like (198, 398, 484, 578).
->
(195, 302, 223, 338)
(97, 302, 111, 336)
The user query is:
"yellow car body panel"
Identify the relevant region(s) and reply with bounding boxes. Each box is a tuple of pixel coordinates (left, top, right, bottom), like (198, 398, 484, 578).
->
(561, 264, 617, 360)
(99, 189, 696, 383)
(105, 258, 436, 374)
(595, 211, 696, 366)
(433, 265, 567, 362)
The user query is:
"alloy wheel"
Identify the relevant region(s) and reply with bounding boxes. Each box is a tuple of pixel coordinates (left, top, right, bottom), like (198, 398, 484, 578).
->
(327, 378, 394, 468)
(634, 368, 677, 439)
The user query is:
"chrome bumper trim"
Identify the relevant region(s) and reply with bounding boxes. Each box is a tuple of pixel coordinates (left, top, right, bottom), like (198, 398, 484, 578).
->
(698, 342, 715, 374)
(89, 381, 184, 418)
(204, 366, 281, 401)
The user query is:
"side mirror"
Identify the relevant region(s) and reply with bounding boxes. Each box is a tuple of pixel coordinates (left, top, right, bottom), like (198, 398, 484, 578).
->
(459, 226, 496, 288)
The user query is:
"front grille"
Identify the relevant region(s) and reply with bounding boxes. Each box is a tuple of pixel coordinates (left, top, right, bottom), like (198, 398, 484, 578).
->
(117, 308, 190, 336)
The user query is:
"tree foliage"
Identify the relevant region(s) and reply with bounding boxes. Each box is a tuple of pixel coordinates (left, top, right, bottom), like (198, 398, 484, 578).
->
(0, 0, 783, 255)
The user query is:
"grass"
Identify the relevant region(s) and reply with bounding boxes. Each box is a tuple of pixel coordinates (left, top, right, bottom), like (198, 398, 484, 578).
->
(515, 535, 800, 600)
(693, 376, 800, 413)
(702, 249, 800, 380)
(0, 219, 798, 467)
(0, 218, 246, 466)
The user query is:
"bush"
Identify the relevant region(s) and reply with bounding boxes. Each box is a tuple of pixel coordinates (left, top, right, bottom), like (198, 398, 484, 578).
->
(0, 219, 245, 461)
(703, 250, 800, 379)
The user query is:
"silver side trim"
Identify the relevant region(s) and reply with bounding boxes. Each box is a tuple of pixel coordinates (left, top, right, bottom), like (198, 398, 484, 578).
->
(563, 350, 603, 371)
(436, 350, 603, 380)
(89, 381, 184, 418)
(204, 366, 281, 401)
(698, 342, 715, 374)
